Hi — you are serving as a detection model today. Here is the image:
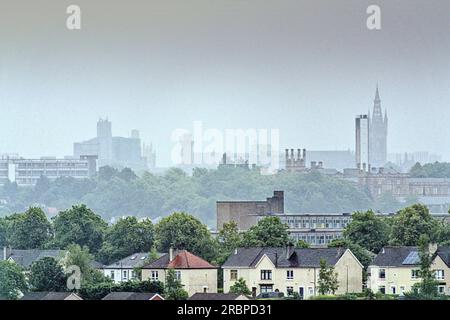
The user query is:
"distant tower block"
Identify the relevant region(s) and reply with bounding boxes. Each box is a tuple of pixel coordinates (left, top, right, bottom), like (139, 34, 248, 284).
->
(355, 114, 370, 171)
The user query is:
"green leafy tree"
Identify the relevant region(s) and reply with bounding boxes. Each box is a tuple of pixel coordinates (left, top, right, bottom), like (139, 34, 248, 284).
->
(296, 239, 310, 248)
(34, 175, 51, 199)
(389, 204, 439, 246)
(65, 244, 108, 286)
(53, 205, 107, 252)
(343, 210, 390, 253)
(215, 221, 243, 264)
(164, 269, 188, 300)
(0, 260, 27, 300)
(242, 216, 289, 247)
(7, 207, 53, 249)
(229, 278, 251, 295)
(0, 218, 7, 247)
(143, 247, 160, 266)
(98, 217, 154, 264)
(435, 220, 450, 246)
(118, 168, 138, 182)
(155, 212, 217, 261)
(318, 259, 339, 295)
(405, 235, 440, 299)
(98, 166, 120, 181)
(409, 162, 450, 178)
(29, 257, 66, 292)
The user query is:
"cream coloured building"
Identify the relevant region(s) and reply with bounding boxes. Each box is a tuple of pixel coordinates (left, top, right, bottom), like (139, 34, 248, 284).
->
(222, 246, 363, 298)
(367, 246, 450, 296)
(141, 249, 218, 297)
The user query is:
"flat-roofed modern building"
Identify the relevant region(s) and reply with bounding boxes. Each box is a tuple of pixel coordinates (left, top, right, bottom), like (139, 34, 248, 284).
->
(0, 155, 97, 186)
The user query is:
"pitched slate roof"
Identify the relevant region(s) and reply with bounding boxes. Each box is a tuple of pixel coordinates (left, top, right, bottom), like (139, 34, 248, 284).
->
(142, 250, 216, 269)
(188, 293, 249, 300)
(5, 249, 65, 269)
(222, 247, 348, 268)
(101, 292, 163, 300)
(371, 247, 419, 267)
(436, 247, 450, 267)
(21, 292, 82, 300)
(103, 253, 150, 269)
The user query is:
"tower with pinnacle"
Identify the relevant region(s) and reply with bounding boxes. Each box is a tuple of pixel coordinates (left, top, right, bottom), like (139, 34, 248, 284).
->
(369, 85, 388, 168)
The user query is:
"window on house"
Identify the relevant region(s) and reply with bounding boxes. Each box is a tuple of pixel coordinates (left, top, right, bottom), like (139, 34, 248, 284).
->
(260, 285, 273, 293)
(400, 287, 405, 295)
(131, 270, 137, 279)
(438, 286, 445, 294)
(230, 270, 238, 281)
(391, 286, 396, 294)
(286, 286, 294, 296)
(307, 287, 314, 296)
(286, 270, 294, 280)
(151, 271, 159, 281)
(175, 270, 182, 281)
(261, 270, 272, 280)
(379, 269, 386, 279)
(379, 286, 386, 294)
(110, 270, 115, 279)
(411, 269, 420, 279)
(123, 270, 128, 279)
(435, 270, 444, 280)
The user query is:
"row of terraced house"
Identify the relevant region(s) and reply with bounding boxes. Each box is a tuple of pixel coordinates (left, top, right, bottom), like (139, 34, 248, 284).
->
(3, 244, 449, 299)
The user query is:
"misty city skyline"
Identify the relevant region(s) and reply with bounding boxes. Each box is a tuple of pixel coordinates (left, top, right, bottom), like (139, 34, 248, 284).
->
(1, 0, 449, 166)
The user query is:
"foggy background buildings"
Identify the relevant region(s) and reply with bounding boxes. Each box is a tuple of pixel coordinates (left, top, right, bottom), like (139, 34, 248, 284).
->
(0, 0, 449, 168)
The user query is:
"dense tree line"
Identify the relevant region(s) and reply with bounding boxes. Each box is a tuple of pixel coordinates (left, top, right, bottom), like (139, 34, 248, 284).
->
(0, 166, 393, 226)
(409, 162, 450, 178)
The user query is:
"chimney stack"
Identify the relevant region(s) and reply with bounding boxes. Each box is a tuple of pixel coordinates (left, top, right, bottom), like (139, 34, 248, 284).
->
(3, 246, 6, 260)
(302, 149, 306, 160)
(428, 243, 438, 255)
(286, 242, 295, 260)
(169, 248, 174, 261)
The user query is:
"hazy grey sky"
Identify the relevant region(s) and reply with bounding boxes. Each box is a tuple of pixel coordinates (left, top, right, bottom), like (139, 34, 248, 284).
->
(0, 0, 449, 166)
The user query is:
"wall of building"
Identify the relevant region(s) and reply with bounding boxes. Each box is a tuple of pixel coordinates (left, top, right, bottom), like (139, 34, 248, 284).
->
(216, 191, 284, 231)
(334, 250, 363, 294)
(142, 268, 218, 297)
(223, 250, 362, 298)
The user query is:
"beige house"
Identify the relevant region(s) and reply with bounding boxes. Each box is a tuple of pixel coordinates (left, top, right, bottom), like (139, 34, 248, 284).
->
(141, 249, 218, 297)
(367, 246, 450, 296)
(222, 246, 363, 298)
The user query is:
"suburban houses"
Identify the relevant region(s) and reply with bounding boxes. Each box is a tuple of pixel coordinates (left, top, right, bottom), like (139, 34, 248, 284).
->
(102, 252, 150, 283)
(141, 249, 218, 297)
(222, 246, 363, 298)
(367, 245, 450, 295)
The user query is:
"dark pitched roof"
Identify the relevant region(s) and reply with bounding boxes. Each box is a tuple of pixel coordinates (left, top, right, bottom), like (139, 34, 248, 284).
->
(103, 253, 150, 269)
(371, 247, 419, 267)
(21, 292, 82, 300)
(222, 247, 348, 268)
(188, 293, 249, 300)
(101, 292, 163, 300)
(5, 249, 65, 269)
(143, 250, 216, 269)
(436, 247, 450, 267)
(90, 260, 104, 269)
